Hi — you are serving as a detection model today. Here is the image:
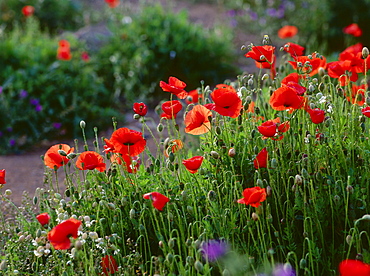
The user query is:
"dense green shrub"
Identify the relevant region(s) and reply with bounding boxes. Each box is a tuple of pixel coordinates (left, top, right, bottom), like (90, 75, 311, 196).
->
(0, 19, 121, 154)
(0, 0, 84, 33)
(96, 3, 239, 106)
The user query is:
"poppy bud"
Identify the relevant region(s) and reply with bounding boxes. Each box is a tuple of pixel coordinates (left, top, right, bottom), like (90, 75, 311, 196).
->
(270, 158, 278, 169)
(133, 114, 141, 120)
(362, 214, 370, 221)
(261, 74, 269, 81)
(215, 126, 221, 135)
(186, 256, 195, 265)
(168, 152, 175, 163)
(222, 269, 231, 276)
(210, 151, 219, 159)
(318, 83, 325, 92)
(207, 190, 216, 201)
(346, 235, 353, 245)
(194, 260, 204, 273)
(166, 253, 174, 263)
(129, 209, 136, 219)
(248, 78, 254, 87)
(157, 123, 165, 133)
(362, 47, 369, 59)
(299, 259, 307, 269)
(295, 174, 303, 185)
(256, 179, 263, 187)
(245, 95, 252, 104)
(67, 153, 77, 159)
(239, 86, 247, 94)
(241, 45, 247, 51)
(356, 253, 364, 261)
(346, 185, 354, 194)
(228, 148, 236, 157)
(4, 189, 12, 196)
(0, 260, 7, 271)
(266, 186, 272, 197)
(80, 120, 86, 129)
(58, 150, 67, 156)
(252, 212, 259, 221)
(333, 195, 340, 205)
(159, 241, 164, 248)
(301, 168, 309, 179)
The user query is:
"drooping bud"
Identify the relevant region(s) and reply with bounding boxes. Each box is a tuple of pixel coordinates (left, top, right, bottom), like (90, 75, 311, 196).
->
(362, 47, 369, 59)
(79, 120, 86, 129)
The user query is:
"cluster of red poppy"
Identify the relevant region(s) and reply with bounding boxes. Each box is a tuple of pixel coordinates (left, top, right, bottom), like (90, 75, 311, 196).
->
(57, 40, 72, 61)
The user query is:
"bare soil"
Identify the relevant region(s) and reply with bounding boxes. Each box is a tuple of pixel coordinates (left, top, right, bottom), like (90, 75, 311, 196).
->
(0, 0, 253, 205)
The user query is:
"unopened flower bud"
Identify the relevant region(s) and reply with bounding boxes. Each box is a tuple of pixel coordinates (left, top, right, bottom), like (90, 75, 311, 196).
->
(346, 185, 354, 194)
(133, 114, 141, 120)
(245, 95, 252, 104)
(58, 150, 67, 156)
(157, 123, 164, 132)
(252, 212, 259, 221)
(4, 189, 12, 196)
(270, 158, 278, 169)
(362, 47, 369, 59)
(248, 78, 254, 87)
(295, 174, 303, 185)
(228, 148, 236, 157)
(75, 240, 83, 250)
(129, 209, 136, 219)
(80, 120, 86, 129)
(266, 186, 272, 197)
(241, 45, 247, 51)
(346, 235, 353, 245)
(67, 153, 77, 159)
(210, 151, 219, 159)
(194, 260, 204, 273)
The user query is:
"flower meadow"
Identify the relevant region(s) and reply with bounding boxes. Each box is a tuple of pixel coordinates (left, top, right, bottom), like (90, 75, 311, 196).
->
(1, 2, 370, 276)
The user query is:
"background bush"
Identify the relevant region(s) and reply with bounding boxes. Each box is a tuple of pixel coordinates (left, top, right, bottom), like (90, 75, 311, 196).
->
(96, 3, 240, 106)
(0, 19, 120, 154)
(0, 0, 84, 33)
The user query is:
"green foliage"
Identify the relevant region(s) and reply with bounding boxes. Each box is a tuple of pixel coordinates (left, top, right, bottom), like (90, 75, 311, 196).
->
(0, 0, 84, 33)
(0, 19, 121, 154)
(97, 3, 239, 106)
(222, 0, 370, 54)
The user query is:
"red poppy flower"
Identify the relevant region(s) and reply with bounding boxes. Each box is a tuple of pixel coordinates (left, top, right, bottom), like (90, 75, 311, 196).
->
(237, 186, 267, 207)
(76, 151, 106, 172)
(105, 0, 120, 8)
(0, 169, 6, 184)
(47, 218, 82, 250)
(281, 73, 306, 95)
(254, 148, 268, 169)
(103, 138, 116, 153)
(339, 259, 370, 276)
(278, 121, 290, 133)
(22, 5, 35, 17)
(257, 120, 277, 137)
(283, 42, 305, 57)
(185, 105, 212, 135)
(161, 100, 182, 119)
(110, 153, 140, 173)
(327, 60, 358, 86)
(143, 192, 170, 211)
(289, 54, 326, 76)
(57, 40, 72, 61)
(44, 144, 74, 170)
(182, 156, 204, 173)
(343, 23, 362, 37)
(133, 102, 148, 116)
(361, 107, 370, 118)
(269, 86, 305, 111)
(278, 25, 298, 39)
(36, 212, 51, 226)
(185, 89, 202, 104)
(245, 45, 275, 67)
(81, 51, 90, 62)
(205, 86, 242, 118)
(101, 255, 119, 275)
(307, 108, 325, 124)
(110, 127, 146, 156)
(159, 76, 188, 99)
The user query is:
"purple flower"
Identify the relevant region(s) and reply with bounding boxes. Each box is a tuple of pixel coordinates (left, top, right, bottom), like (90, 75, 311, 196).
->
(6, 127, 13, 132)
(227, 10, 237, 17)
(30, 98, 40, 106)
(9, 139, 16, 146)
(19, 90, 28, 99)
(273, 264, 296, 276)
(0, 86, 3, 94)
(200, 240, 229, 262)
(249, 11, 258, 21)
(230, 19, 238, 28)
(53, 122, 62, 129)
(35, 105, 42, 112)
(0, 131, 3, 137)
